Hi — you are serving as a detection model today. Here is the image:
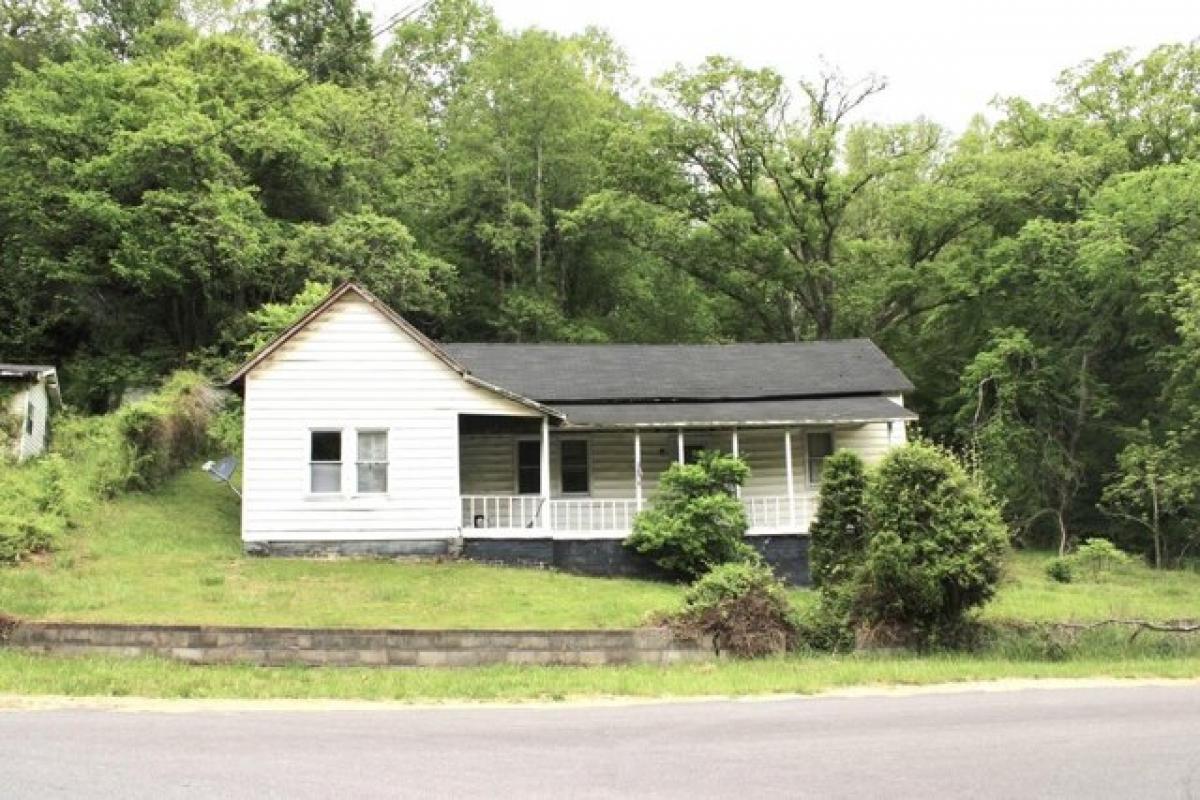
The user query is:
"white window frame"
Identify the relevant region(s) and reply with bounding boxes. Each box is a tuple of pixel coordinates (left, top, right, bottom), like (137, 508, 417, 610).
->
(308, 428, 344, 496)
(513, 436, 542, 496)
(558, 437, 592, 497)
(354, 428, 389, 496)
(805, 429, 836, 487)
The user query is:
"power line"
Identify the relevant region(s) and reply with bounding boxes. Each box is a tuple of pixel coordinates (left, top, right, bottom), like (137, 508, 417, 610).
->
(195, 0, 433, 149)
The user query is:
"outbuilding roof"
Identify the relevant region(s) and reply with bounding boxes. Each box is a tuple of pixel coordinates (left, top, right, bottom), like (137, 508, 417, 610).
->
(0, 364, 62, 406)
(442, 341, 914, 402)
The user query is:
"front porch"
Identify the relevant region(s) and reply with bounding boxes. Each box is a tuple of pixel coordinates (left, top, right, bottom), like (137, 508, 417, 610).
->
(457, 415, 842, 537)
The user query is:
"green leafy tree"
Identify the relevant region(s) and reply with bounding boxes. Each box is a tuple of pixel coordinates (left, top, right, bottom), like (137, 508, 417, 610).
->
(854, 442, 1008, 642)
(808, 449, 867, 588)
(1100, 427, 1199, 569)
(266, 0, 373, 85)
(625, 451, 754, 580)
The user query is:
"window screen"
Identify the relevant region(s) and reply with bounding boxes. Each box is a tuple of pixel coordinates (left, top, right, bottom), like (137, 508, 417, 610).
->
(310, 430, 342, 493)
(357, 430, 388, 494)
(807, 431, 834, 484)
(516, 440, 541, 495)
(560, 440, 589, 494)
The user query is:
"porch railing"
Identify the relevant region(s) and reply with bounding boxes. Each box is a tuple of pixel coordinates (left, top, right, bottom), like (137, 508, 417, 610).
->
(549, 498, 638, 533)
(461, 494, 812, 533)
(461, 495, 544, 530)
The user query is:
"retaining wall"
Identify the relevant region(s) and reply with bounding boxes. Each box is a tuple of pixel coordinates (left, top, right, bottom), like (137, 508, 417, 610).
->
(4, 622, 714, 668)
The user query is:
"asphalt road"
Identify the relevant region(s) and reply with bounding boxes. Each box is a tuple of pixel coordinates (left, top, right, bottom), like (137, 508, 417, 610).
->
(4, 684, 1200, 798)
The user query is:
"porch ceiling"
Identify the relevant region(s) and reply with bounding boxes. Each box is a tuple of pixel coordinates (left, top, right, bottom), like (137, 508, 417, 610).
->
(551, 396, 917, 428)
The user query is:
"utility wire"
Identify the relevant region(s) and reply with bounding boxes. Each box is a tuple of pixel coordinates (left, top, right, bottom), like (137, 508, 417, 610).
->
(195, 0, 433, 149)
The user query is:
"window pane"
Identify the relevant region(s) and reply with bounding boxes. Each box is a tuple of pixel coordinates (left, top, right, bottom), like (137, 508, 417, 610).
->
(311, 431, 341, 462)
(517, 441, 541, 495)
(808, 459, 824, 485)
(807, 432, 833, 458)
(311, 462, 341, 493)
(357, 430, 387, 461)
(357, 463, 387, 493)
(684, 444, 705, 465)
(560, 441, 589, 494)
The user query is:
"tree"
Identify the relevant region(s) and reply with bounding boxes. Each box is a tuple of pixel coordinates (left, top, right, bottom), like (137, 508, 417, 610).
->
(265, 0, 373, 85)
(854, 442, 1008, 642)
(1100, 427, 1199, 568)
(808, 449, 867, 588)
(0, 0, 77, 87)
(625, 451, 754, 580)
(79, 0, 181, 59)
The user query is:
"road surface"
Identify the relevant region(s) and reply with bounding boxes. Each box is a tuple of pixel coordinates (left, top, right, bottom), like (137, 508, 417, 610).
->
(4, 684, 1200, 798)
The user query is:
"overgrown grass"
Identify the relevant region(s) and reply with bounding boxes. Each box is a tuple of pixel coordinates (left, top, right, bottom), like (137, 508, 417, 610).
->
(0, 470, 681, 629)
(1, 650, 1197, 702)
(983, 550, 1200, 623)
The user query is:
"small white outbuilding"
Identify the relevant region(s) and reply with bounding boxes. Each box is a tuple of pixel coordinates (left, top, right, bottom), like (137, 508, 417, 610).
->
(1, 364, 62, 462)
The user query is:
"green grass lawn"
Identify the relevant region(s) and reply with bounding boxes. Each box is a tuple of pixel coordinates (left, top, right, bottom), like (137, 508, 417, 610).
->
(1, 650, 1197, 703)
(984, 551, 1200, 622)
(1, 468, 1197, 632)
(0, 471, 681, 629)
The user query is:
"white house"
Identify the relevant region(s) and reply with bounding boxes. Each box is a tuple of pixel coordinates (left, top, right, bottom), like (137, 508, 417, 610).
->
(1, 364, 62, 462)
(228, 283, 916, 583)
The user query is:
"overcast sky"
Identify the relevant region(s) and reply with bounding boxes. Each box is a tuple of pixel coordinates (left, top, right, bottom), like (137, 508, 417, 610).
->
(372, 0, 1200, 130)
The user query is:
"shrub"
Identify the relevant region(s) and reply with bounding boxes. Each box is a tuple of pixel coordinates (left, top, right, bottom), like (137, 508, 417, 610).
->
(1045, 557, 1074, 584)
(808, 450, 868, 588)
(853, 441, 1009, 643)
(114, 371, 224, 491)
(674, 560, 797, 657)
(1070, 537, 1131, 581)
(625, 451, 755, 580)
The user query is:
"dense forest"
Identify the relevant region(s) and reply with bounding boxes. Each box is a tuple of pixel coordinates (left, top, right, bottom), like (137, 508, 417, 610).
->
(1, 0, 1198, 562)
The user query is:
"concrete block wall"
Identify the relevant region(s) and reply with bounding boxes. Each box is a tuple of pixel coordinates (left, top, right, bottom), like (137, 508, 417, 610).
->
(5, 622, 714, 667)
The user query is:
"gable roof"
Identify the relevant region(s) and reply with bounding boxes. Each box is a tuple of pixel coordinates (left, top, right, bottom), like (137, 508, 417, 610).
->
(225, 283, 562, 419)
(442, 341, 914, 403)
(227, 282, 915, 427)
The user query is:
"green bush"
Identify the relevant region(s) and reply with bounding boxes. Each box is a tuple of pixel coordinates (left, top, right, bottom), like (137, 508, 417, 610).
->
(114, 371, 224, 491)
(1070, 537, 1131, 581)
(853, 441, 1009, 644)
(809, 450, 868, 588)
(625, 451, 754, 580)
(1045, 556, 1075, 583)
(0, 371, 228, 564)
(674, 560, 797, 657)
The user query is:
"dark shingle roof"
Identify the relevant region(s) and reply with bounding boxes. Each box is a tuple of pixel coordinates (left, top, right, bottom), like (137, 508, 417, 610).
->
(442, 340, 913, 402)
(554, 396, 916, 428)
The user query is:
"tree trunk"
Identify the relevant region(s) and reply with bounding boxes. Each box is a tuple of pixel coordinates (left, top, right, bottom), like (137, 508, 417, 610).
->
(1056, 510, 1069, 557)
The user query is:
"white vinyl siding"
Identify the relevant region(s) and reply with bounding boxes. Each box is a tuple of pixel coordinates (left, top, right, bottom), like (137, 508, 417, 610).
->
(241, 293, 540, 542)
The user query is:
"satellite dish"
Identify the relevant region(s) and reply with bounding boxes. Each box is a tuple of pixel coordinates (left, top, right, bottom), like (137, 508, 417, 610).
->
(201, 455, 241, 497)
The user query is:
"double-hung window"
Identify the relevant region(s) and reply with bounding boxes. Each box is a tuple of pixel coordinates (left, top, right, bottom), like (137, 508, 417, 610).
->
(310, 430, 342, 493)
(560, 440, 590, 494)
(356, 430, 388, 494)
(806, 431, 834, 485)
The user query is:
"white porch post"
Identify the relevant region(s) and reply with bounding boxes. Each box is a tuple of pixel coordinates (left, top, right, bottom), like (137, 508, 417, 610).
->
(634, 429, 643, 511)
(540, 416, 551, 531)
(731, 427, 741, 499)
(677, 428, 685, 464)
(784, 429, 796, 527)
